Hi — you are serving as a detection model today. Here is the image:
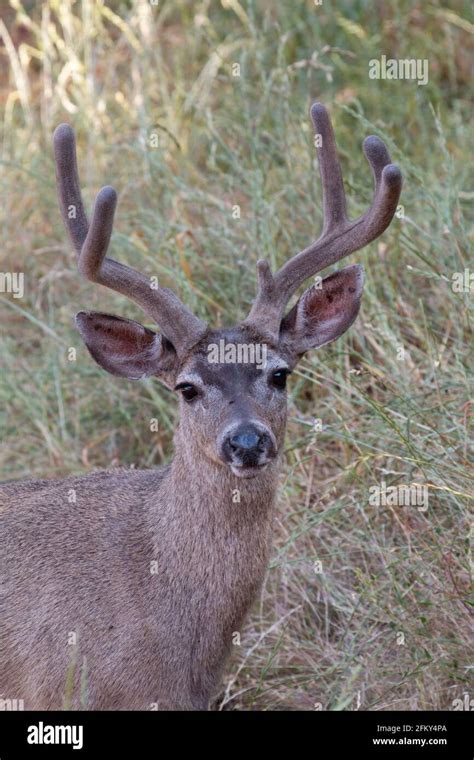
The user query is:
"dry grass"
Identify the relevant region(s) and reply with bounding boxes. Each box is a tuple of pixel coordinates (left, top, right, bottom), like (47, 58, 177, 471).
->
(0, 0, 472, 710)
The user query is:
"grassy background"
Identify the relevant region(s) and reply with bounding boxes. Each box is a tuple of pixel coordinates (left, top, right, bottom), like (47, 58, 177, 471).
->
(0, 0, 472, 710)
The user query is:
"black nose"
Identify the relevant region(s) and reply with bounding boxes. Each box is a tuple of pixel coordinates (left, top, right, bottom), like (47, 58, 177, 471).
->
(222, 424, 272, 467)
(230, 429, 262, 452)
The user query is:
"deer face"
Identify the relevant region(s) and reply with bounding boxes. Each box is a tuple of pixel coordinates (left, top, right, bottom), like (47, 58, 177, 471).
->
(173, 328, 286, 477)
(75, 265, 364, 477)
(54, 103, 401, 478)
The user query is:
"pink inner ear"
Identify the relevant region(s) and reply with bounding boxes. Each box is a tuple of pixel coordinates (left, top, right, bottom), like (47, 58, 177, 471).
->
(304, 267, 362, 322)
(75, 311, 169, 380)
(280, 264, 364, 353)
(304, 281, 345, 322)
(77, 312, 157, 356)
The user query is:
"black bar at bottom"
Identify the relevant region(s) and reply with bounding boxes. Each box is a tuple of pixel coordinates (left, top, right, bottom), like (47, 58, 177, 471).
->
(0, 710, 471, 757)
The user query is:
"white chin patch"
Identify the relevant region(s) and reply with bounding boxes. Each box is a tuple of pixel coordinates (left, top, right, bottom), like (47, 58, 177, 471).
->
(230, 464, 268, 479)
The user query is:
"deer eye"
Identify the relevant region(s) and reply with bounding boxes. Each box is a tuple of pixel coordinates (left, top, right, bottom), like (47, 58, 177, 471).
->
(270, 368, 291, 390)
(175, 383, 199, 402)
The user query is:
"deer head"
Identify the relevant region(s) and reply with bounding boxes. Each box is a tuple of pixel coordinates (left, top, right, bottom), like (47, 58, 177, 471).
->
(53, 104, 401, 478)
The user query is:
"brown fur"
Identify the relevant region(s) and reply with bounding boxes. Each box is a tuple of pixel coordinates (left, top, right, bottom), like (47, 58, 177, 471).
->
(0, 432, 279, 710)
(0, 103, 401, 709)
(0, 276, 364, 711)
(0, 326, 289, 710)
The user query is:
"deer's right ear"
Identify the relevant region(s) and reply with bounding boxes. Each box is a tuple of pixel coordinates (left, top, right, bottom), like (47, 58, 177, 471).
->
(75, 312, 179, 383)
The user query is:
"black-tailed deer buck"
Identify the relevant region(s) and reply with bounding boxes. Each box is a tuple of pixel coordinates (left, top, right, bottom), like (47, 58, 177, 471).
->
(0, 104, 401, 710)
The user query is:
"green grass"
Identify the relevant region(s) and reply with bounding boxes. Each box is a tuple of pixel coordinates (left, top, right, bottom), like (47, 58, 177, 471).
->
(0, 0, 472, 710)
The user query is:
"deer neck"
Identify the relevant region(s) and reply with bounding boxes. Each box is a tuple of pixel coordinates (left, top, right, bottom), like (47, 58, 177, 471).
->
(141, 428, 281, 704)
(150, 425, 281, 570)
(167, 427, 280, 524)
(144, 426, 281, 655)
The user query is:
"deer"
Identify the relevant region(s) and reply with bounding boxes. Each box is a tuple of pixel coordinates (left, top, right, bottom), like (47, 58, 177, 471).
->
(0, 103, 402, 710)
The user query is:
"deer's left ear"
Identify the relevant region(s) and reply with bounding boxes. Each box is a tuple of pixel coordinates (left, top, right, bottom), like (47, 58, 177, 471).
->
(279, 264, 364, 356)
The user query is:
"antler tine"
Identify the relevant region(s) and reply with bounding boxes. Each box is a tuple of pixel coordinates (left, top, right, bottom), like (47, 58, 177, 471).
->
(311, 102, 348, 234)
(244, 103, 402, 340)
(53, 123, 90, 255)
(53, 124, 207, 355)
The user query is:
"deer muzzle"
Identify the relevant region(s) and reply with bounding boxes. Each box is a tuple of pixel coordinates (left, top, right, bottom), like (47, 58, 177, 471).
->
(219, 422, 277, 477)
